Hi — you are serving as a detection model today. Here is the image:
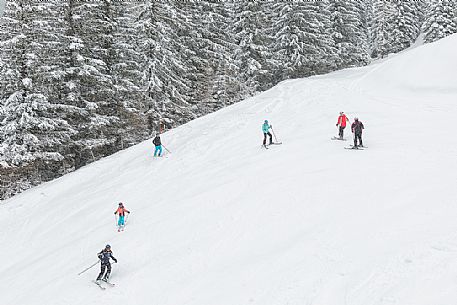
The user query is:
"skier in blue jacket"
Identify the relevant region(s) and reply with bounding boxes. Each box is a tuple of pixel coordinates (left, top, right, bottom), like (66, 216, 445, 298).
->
(262, 120, 273, 146)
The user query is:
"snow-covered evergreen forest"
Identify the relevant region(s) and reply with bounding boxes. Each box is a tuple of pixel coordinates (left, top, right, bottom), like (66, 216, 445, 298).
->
(0, 0, 456, 200)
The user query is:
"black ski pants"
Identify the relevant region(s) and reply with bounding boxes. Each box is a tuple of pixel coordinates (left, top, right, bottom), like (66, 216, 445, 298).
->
(338, 126, 346, 138)
(263, 132, 273, 145)
(354, 132, 363, 147)
(97, 263, 111, 280)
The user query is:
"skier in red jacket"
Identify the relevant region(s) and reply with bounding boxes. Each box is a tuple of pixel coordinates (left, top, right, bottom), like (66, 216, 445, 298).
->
(336, 112, 349, 139)
(114, 203, 130, 232)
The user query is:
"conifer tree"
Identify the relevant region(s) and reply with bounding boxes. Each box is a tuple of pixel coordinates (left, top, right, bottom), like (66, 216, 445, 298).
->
(329, 0, 370, 68)
(272, 1, 336, 80)
(183, 0, 239, 114)
(134, 0, 195, 129)
(0, 0, 75, 168)
(423, 0, 457, 43)
(232, 0, 274, 97)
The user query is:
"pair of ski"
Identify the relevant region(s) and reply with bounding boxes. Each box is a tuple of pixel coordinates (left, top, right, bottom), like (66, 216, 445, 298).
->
(332, 137, 367, 150)
(93, 279, 115, 290)
(344, 147, 364, 150)
(262, 142, 282, 149)
(331, 137, 346, 141)
(344, 145, 367, 150)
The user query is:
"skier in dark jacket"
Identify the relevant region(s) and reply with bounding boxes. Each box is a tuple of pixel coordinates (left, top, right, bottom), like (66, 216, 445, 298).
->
(351, 117, 365, 148)
(96, 244, 117, 283)
(152, 134, 162, 157)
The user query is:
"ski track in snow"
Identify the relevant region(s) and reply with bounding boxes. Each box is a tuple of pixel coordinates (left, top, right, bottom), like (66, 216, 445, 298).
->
(1, 34, 457, 305)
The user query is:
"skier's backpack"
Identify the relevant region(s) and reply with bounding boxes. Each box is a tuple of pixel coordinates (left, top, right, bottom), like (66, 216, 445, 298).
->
(153, 137, 160, 146)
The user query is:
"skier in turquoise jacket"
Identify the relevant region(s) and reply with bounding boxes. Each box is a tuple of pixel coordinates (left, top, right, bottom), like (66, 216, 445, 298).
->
(262, 120, 273, 145)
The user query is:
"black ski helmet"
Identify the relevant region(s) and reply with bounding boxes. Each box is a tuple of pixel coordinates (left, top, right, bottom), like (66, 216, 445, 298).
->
(105, 244, 111, 249)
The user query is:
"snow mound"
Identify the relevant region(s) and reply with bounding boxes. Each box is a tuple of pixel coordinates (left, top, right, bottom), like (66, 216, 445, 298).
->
(357, 33, 457, 100)
(1, 37, 457, 305)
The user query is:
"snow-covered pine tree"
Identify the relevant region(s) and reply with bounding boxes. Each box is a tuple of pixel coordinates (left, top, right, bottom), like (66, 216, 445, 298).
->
(173, 0, 208, 114)
(232, 0, 274, 98)
(0, 92, 73, 166)
(371, 0, 399, 58)
(0, 0, 76, 198)
(364, 0, 375, 57)
(53, 0, 146, 166)
(182, 0, 239, 114)
(270, 2, 298, 80)
(423, 0, 457, 43)
(134, 0, 195, 130)
(101, 0, 150, 147)
(208, 1, 240, 109)
(391, 0, 426, 53)
(64, 0, 123, 160)
(329, 0, 370, 68)
(0, 0, 76, 164)
(271, 0, 336, 80)
(371, 0, 427, 58)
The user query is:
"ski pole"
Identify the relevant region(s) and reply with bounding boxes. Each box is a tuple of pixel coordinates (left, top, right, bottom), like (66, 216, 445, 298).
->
(271, 126, 279, 143)
(114, 214, 118, 227)
(126, 213, 129, 224)
(162, 145, 171, 154)
(78, 260, 99, 275)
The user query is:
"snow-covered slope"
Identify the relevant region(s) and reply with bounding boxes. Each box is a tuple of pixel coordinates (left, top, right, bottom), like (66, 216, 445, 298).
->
(1, 34, 457, 305)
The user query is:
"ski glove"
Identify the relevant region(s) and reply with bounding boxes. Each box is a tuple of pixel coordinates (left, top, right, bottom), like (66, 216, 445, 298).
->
(113, 259, 118, 263)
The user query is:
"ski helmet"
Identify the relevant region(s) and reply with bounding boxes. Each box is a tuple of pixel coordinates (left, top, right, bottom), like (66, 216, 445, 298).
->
(119, 202, 123, 206)
(340, 111, 343, 115)
(354, 117, 359, 121)
(264, 120, 268, 124)
(105, 244, 111, 249)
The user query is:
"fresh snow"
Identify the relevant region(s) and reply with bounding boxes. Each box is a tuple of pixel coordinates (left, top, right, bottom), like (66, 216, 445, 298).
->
(1, 34, 457, 305)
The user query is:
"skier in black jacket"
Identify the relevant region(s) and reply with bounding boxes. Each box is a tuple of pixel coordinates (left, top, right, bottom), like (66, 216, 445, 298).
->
(153, 134, 163, 157)
(351, 117, 365, 148)
(96, 244, 117, 283)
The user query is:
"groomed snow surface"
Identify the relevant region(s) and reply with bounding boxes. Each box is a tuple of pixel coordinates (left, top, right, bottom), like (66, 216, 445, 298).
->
(1, 34, 457, 305)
